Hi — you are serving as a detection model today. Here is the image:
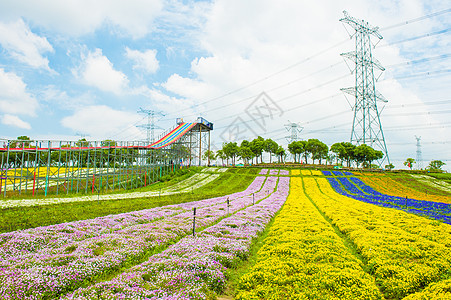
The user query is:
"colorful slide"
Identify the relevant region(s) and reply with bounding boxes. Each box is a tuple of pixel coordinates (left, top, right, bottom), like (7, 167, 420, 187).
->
(148, 122, 196, 149)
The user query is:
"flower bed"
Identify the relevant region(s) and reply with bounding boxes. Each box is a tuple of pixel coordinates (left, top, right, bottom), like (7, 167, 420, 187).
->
(0, 177, 275, 299)
(64, 177, 289, 299)
(360, 175, 451, 204)
(258, 169, 268, 175)
(328, 177, 451, 224)
(268, 169, 279, 175)
(312, 177, 451, 299)
(236, 177, 382, 299)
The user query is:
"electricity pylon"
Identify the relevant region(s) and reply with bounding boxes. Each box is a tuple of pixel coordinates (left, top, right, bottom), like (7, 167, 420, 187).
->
(137, 108, 165, 144)
(415, 136, 423, 170)
(285, 121, 303, 143)
(340, 11, 390, 167)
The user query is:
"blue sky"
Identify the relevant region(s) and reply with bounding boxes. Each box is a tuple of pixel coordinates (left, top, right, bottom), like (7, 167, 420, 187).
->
(0, 0, 450, 170)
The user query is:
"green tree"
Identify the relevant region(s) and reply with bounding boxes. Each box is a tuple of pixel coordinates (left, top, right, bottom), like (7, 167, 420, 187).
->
(288, 141, 303, 163)
(305, 139, 328, 164)
(427, 160, 446, 171)
(385, 163, 395, 171)
(239, 146, 254, 165)
(330, 143, 345, 165)
(249, 136, 265, 164)
(216, 149, 226, 166)
(264, 138, 279, 163)
(275, 146, 286, 163)
(353, 144, 383, 168)
(222, 142, 239, 166)
(202, 150, 215, 166)
(340, 142, 357, 167)
(403, 158, 415, 170)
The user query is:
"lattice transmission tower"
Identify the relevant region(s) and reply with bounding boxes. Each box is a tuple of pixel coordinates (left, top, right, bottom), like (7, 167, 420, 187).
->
(415, 136, 423, 170)
(340, 11, 390, 167)
(285, 121, 303, 143)
(137, 108, 165, 144)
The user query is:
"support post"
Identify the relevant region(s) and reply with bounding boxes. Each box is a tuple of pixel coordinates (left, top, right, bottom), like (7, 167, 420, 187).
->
(193, 207, 197, 236)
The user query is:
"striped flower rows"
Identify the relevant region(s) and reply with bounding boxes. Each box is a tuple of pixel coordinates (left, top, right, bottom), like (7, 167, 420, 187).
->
(65, 177, 290, 299)
(312, 177, 451, 299)
(236, 177, 382, 300)
(328, 176, 451, 224)
(359, 175, 451, 204)
(0, 176, 275, 299)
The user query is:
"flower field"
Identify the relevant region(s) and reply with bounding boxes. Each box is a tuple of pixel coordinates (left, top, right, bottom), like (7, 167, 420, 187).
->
(359, 174, 451, 204)
(64, 177, 289, 299)
(326, 174, 451, 224)
(2, 167, 451, 299)
(236, 177, 383, 299)
(0, 175, 284, 299)
(237, 175, 451, 299)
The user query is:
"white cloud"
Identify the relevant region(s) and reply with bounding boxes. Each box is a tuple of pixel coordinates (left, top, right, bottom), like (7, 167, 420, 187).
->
(0, 0, 163, 38)
(75, 49, 129, 95)
(0, 18, 53, 70)
(61, 105, 143, 140)
(133, 85, 196, 117)
(0, 68, 38, 116)
(1, 114, 31, 129)
(125, 47, 159, 73)
(40, 85, 94, 111)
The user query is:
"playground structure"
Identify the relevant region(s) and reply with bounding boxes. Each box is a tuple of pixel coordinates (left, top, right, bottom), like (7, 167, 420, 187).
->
(0, 117, 213, 198)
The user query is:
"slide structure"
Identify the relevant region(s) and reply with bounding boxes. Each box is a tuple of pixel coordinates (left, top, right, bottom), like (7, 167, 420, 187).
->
(1, 123, 198, 152)
(148, 122, 196, 149)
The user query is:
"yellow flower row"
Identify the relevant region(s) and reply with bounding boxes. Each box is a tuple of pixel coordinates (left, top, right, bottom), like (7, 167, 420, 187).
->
(311, 170, 322, 176)
(360, 175, 451, 204)
(236, 177, 383, 300)
(403, 279, 451, 299)
(291, 169, 300, 175)
(308, 177, 451, 299)
(4, 167, 84, 178)
(300, 169, 311, 176)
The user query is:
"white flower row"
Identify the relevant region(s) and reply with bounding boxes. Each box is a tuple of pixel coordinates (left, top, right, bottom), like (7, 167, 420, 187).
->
(0, 173, 220, 209)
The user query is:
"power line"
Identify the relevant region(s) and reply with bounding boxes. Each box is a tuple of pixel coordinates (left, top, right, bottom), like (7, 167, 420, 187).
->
(385, 53, 451, 68)
(106, 116, 146, 140)
(380, 8, 451, 31)
(378, 27, 451, 48)
(384, 109, 451, 117)
(382, 69, 451, 81)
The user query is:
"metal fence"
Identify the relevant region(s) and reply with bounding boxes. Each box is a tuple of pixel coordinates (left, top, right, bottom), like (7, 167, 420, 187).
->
(0, 139, 189, 198)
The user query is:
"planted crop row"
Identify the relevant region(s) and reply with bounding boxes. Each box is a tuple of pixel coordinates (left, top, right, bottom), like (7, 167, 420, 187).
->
(359, 175, 451, 204)
(311, 177, 451, 299)
(236, 177, 383, 299)
(0, 176, 275, 299)
(65, 177, 290, 299)
(328, 176, 451, 224)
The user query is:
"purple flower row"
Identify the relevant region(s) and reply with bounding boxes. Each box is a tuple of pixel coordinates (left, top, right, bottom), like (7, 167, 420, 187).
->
(321, 170, 353, 176)
(259, 169, 268, 175)
(65, 176, 290, 299)
(0, 176, 266, 262)
(0, 177, 275, 299)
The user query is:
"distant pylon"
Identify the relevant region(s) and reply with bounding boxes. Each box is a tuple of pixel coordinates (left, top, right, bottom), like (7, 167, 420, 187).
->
(415, 136, 423, 170)
(137, 108, 165, 144)
(285, 121, 303, 143)
(340, 11, 390, 167)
